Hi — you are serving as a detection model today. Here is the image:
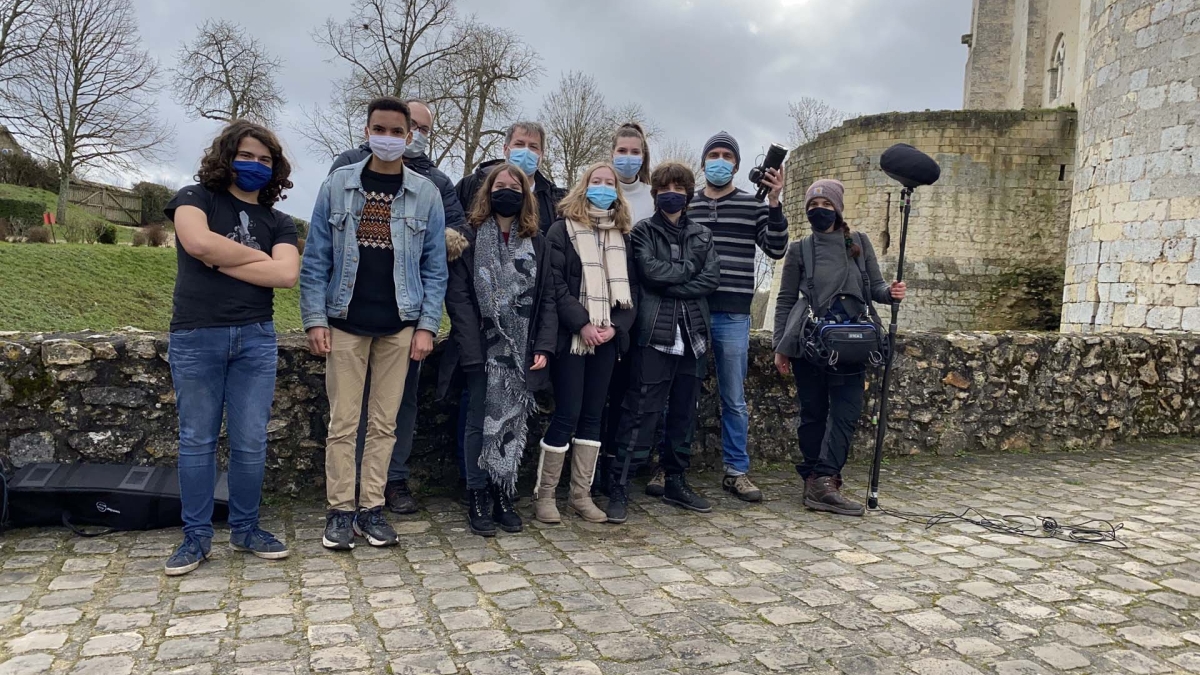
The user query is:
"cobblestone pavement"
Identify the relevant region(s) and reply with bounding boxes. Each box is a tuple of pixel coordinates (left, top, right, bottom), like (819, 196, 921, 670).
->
(3, 441, 1200, 674)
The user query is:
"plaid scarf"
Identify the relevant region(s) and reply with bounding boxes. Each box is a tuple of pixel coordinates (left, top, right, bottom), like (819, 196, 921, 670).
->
(566, 206, 632, 355)
(473, 218, 537, 497)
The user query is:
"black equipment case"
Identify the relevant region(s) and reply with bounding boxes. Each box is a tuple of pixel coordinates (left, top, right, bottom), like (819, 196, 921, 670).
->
(5, 463, 229, 535)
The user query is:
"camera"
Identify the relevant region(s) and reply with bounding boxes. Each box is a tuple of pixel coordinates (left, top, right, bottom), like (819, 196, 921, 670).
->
(748, 143, 788, 201)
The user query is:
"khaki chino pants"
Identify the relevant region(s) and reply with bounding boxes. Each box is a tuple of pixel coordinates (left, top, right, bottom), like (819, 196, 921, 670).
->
(325, 326, 414, 511)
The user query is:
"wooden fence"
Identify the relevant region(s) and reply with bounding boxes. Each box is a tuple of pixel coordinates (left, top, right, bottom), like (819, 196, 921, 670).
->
(67, 183, 142, 226)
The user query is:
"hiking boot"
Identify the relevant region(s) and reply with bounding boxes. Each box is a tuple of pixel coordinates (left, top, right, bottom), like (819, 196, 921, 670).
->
(230, 527, 290, 560)
(606, 480, 629, 524)
(164, 534, 211, 576)
(354, 507, 399, 547)
(834, 473, 844, 491)
(644, 467, 666, 497)
(384, 480, 419, 514)
(804, 475, 864, 517)
(467, 488, 496, 537)
(322, 510, 356, 550)
(722, 474, 763, 502)
(663, 473, 712, 513)
(491, 485, 523, 533)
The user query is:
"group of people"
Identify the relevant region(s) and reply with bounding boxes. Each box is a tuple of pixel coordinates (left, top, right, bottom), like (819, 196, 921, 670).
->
(159, 96, 905, 576)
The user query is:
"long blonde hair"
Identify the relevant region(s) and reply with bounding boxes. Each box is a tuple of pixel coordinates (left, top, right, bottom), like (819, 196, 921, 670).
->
(467, 164, 540, 239)
(557, 163, 633, 234)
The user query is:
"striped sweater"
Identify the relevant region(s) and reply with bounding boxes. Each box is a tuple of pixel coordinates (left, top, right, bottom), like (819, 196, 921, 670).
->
(687, 188, 789, 315)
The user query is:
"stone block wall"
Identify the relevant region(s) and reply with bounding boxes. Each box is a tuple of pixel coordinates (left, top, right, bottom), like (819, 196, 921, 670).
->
(964, 0, 1017, 110)
(1060, 0, 1200, 333)
(772, 109, 1077, 333)
(2, 331, 1198, 494)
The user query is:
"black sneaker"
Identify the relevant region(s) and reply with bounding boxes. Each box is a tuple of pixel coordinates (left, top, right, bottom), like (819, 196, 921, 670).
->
(467, 488, 496, 537)
(385, 480, 419, 514)
(491, 485, 523, 533)
(606, 481, 629, 524)
(322, 510, 355, 550)
(354, 507, 399, 547)
(664, 474, 712, 513)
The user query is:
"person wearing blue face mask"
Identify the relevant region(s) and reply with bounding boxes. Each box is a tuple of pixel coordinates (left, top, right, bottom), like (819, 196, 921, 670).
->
(161, 121, 301, 576)
(611, 123, 654, 221)
(456, 121, 567, 235)
(536, 163, 639, 525)
(679, 131, 789, 504)
(301, 96, 448, 552)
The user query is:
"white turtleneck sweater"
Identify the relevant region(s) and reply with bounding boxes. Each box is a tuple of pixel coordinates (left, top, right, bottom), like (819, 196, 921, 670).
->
(620, 179, 655, 223)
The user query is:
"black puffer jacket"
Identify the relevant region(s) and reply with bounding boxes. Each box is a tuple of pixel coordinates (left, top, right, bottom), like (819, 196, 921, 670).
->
(329, 145, 466, 229)
(455, 159, 566, 234)
(631, 212, 721, 349)
(437, 224, 558, 399)
(545, 219, 639, 356)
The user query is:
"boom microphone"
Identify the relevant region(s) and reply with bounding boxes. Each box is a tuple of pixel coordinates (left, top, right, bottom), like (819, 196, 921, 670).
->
(880, 143, 941, 188)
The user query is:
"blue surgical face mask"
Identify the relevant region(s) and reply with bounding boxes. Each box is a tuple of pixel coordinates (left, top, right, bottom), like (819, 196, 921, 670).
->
(655, 191, 687, 215)
(704, 158, 735, 187)
(232, 160, 272, 192)
(586, 185, 618, 209)
(612, 155, 643, 181)
(507, 147, 540, 176)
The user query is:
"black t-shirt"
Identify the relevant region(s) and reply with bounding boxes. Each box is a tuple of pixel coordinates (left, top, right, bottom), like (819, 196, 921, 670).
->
(328, 168, 416, 337)
(165, 184, 298, 331)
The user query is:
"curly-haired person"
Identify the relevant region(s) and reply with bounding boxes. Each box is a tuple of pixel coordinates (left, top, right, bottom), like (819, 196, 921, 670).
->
(162, 120, 300, 576)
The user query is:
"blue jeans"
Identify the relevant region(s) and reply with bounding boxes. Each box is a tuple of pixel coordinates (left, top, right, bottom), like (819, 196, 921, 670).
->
(169, 322, 278, 539)
(710, 312, 751, 475)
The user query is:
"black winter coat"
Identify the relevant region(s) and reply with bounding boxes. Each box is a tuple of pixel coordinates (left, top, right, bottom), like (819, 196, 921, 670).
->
(455, 159, 566, 234)
(631, 212, 721, 349)
(545, 219, 639, 356)
(329, 145, 466, 229)
(437, 225, 558, 399)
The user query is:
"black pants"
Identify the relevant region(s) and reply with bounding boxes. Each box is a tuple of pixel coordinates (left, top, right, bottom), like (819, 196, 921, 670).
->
(792, 358, 865, 479)
(614, 345, 701, 479)
(544, 341, 618, 447)
(461, 372, 489, 490)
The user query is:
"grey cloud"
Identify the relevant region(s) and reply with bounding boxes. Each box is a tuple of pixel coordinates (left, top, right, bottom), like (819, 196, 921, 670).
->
(125, 0, 971, 220)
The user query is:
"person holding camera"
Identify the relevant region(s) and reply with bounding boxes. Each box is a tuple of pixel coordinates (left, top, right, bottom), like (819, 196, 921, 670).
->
(683, 131, 788, 503)
(607, 162, 720, 524)
(771, 179, 905, 517)
(535, 162, 638, 525)
(443, 163, 557, 537)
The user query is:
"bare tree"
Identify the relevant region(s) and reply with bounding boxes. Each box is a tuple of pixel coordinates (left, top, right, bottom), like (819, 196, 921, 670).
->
(301, 0, 460, 162)
(425, 21, 541, 177)
(0, 0, 49, 85)
(654, 136, 702, 175)
(173, 19, 285, 124)
(787, 96, 851, 147)
(539, 71, 614, 186)
(605, 102, 660, 139)
(298, 79, 367, 162)
(2, 0, 171, 224)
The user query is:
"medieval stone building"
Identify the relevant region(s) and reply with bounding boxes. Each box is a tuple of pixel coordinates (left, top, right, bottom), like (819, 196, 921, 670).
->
(773, 0, 1198, 335)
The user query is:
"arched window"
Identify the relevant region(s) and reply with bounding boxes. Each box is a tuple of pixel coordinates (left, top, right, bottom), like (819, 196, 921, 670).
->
(1048, 34, 1067, 103)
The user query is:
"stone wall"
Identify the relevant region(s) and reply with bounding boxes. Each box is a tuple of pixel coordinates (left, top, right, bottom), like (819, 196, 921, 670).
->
(964, 0, 1016, 110)
(3, 330, 1198, 494)
(771, 109, 1077, 333)
(1060, 0, 1200, 334)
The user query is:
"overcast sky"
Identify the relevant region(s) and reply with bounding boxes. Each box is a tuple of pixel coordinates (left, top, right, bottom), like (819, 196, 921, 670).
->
(127, 0, 972, 221)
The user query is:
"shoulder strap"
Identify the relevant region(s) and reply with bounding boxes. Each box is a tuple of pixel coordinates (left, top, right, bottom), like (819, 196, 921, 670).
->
(852, 232, 884, 325)
(803, 235, 823, 315)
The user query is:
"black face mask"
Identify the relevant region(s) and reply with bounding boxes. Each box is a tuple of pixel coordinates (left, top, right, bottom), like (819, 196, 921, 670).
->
(490, 188, 524, 218)
(807, 207, 838, 232)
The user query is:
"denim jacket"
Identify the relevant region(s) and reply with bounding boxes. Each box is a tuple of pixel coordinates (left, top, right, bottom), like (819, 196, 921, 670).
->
(300, 157, 448, 334)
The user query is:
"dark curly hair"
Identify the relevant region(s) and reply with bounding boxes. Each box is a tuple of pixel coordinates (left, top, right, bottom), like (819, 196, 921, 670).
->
(196, 120, 293, 207)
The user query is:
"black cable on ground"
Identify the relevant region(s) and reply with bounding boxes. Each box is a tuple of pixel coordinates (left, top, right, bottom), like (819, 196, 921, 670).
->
(875, 505, 1126, 548)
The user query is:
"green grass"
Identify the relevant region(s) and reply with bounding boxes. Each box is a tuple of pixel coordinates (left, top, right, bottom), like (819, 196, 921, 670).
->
(0, 184, 115, 232)
(0, 242, 303, 332)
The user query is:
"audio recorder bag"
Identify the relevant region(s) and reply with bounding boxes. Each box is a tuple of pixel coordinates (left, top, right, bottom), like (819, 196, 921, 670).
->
(5, 463, 229, 536)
